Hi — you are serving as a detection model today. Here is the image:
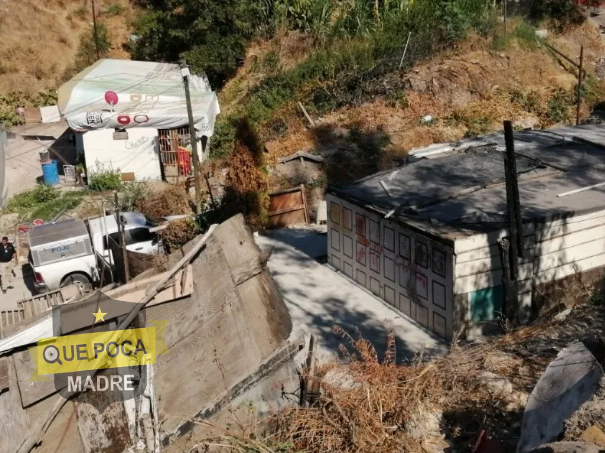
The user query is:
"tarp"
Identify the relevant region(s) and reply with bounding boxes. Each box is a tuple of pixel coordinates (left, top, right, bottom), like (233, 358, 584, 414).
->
(58, 59, 220, 135)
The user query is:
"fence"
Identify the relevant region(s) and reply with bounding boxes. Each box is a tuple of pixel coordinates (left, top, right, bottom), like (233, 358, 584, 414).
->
(268, 185, 309, 228)
(158, 127, 193, 182)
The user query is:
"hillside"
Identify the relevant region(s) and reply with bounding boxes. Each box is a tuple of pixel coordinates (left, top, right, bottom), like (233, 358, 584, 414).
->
(0, 0, 133, 94)
(217, 19, 605, 189)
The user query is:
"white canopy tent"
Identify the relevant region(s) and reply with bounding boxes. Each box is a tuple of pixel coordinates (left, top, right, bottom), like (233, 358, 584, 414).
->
(58, 59, 220, 135)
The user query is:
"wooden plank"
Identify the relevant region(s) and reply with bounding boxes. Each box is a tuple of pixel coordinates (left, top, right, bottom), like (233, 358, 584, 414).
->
(269, 210, 306, 227)
(0, 358, 9, 390)
(537, 215, 605, 243)
(300, 184, 309, 224)
(456, 237, 535, 264)
(121, 172, 135, 182)
(455, 252, 534, 278)
(74, 370, 131, 453)
(27, 400, 83, 453)
(0, 358, 30, 453)
(454, 263, 533, 294)
(536, 224, 605, 255)
(454, 225, 536, 254)
(24, 108, 42, 124)
(537, 213, 605, 243)
(535, 238, 605, 273)
(269, 204, 305, 217)
(534, 253, 605, 285)
(13, 348, 58, 408)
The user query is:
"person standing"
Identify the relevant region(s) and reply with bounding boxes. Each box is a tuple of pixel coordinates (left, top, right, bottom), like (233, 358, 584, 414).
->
(0, 236, 17, 294)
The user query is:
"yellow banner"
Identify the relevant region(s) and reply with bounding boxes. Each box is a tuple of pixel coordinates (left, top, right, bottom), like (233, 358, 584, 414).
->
(35, 327, 158, 376)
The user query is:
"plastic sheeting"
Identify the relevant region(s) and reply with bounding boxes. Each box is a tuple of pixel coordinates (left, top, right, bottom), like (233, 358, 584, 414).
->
(58, 59, 220, 135)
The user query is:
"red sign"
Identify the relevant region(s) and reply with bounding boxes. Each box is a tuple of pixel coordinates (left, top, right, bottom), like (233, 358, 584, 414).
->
(104, 91, 119, 106)
(117, 115, 131, 125)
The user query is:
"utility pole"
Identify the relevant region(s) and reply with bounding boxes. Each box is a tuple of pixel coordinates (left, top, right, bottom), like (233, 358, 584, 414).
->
(181, 60, 202, 215)
(115, 192, 130, 283)
(576, 46, 584, 126)
(499, 120, 523, 324)
(91, 0, 100, 61)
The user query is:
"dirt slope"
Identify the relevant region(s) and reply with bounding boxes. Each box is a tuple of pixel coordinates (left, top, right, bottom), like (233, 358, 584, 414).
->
(0, 0, 133, 93)
(220, 21, 605, 189)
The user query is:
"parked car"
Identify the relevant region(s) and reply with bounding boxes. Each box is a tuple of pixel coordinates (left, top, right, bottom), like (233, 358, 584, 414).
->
(28, 212, 188, 293)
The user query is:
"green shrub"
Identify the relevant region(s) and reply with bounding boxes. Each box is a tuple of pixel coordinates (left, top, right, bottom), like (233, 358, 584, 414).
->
(5, 186, 85, 222)
(103, 2, 125, 16)
(88, 163, 123, 192)
(75, 23, 111, 71)
(28, 193, 84, 222)
(7, 185, 59, 211)
(548, 88, 574, 123)
(119, 182, 150, 212)
(528, 0, 585, 32)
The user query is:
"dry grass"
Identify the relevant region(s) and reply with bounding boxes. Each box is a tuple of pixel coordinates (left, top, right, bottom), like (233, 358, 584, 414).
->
(135, 184, 192, 219)
(0, 0, 133, 93)
(183, 292, 605, 453)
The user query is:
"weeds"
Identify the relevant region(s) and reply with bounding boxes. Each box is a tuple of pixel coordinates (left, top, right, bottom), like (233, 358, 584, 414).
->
(5, 186, 84, 222)
(547, 88, 574, 124)
(103, 2, 125, 17)
(88, 163, 123, 192)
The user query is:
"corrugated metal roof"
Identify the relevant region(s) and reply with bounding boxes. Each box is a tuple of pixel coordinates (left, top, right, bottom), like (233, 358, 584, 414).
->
(28, 218, 89, 249)
(329, 124, 605, 239)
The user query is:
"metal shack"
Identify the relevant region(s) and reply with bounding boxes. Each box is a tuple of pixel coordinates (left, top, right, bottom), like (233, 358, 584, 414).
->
(57, 59, 221, 183)
(327, 125, 605, 340)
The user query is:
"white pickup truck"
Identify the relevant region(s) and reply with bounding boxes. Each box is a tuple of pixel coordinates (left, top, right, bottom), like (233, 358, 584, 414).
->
(28, 212, 183, 293)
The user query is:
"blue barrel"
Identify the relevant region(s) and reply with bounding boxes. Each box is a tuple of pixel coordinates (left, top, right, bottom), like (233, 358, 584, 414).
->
(41, 159, 59, 186)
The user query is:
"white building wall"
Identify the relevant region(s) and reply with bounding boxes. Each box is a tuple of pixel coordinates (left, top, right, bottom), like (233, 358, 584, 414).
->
(326, 194, 455, 340)
(453, 209, 605, 327)
(82, 128, 162, 181)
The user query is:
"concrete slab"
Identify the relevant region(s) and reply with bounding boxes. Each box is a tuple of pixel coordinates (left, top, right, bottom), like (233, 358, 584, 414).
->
(0, 265, 36, 311)
(2, 121, 73, 206)
(257, 229, 447, 363)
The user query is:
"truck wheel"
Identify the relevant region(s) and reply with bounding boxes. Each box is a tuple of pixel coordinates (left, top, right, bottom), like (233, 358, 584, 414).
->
(61, 273, 92, 293)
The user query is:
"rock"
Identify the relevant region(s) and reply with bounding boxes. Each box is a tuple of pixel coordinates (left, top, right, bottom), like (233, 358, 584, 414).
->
(479, 371, 527, 411)
(322, 367, 359, 390)
(517, 342, 604, 452)
(479, 371, 513, 396)
(581, 426, 605, 448)
(527, 441, 602, 453)
(554, 308, 572, 321)
(406, 406, 443, 439)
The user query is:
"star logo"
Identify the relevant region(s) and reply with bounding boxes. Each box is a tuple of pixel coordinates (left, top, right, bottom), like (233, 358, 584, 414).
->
(93, 307, 107, 324)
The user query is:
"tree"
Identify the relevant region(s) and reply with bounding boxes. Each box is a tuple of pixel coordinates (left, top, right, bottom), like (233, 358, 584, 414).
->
(130, 0, 269, 88)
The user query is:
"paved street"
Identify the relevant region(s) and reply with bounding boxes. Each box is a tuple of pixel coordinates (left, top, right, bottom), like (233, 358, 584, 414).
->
(257, 228, 447, 363)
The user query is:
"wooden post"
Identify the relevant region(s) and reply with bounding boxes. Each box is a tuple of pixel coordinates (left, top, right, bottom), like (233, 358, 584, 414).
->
(204, 173, 217, 210)
(181, 61, 202, 215)
(398, 31, 412, 69)
(503, 0, 508, 39)
(300, 335, 315, 406)
(501, 120, 523, 323)
(114, 192, 130, 283)
(576, 46, 584, 126)
(497, 238, 518, 322)
(503, 121, 523, 260)
(91, 0, 100, 61)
